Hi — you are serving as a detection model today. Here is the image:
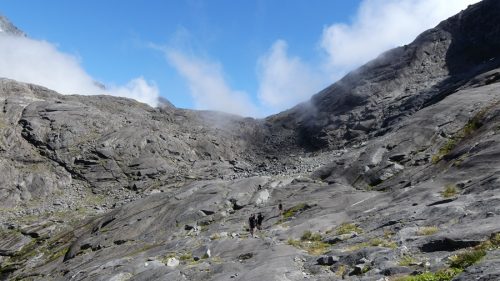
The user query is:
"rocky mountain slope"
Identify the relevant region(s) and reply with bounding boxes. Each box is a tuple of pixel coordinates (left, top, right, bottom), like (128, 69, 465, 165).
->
(1, 1, 500, 280)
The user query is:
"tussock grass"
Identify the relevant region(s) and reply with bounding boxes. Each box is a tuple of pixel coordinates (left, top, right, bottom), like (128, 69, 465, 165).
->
(448, 249, 486, 269)
(301, 230, 322, 242)
(347, 237, 397, 251)
(394, 268, 462, 281)
(417, 226, 439, 236)
(441, 184, 458, 198)
(288, 231, 329, 255)
(398, 254, 418, 266)
(336, 223, 363, 235)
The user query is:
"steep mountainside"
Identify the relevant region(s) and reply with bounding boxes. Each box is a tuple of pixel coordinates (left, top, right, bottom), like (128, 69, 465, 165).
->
(1, 1, 500, 280)
(267, 0, 500, 151)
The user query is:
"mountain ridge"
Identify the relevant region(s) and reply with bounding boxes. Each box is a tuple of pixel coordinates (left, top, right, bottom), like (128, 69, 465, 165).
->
(1, 1, 500, 280)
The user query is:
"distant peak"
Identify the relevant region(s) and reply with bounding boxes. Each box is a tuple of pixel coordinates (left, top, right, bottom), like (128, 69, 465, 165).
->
(0, 14, 26, 37)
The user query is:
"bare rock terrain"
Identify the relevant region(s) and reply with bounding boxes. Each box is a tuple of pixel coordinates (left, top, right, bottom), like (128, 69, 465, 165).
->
(1, 1, 500, 280)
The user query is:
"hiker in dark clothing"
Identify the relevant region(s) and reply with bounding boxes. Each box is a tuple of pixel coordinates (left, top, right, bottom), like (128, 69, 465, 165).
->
(256, 213, 264, 230)
(248, 214, 256, 237)
(278, 203, 283, 217)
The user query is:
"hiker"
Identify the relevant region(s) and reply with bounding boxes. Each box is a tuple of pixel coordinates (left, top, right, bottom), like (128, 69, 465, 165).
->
(248, 214, 256, 237)
(278, 203, 283, 217)
(256, 213, 264, 230)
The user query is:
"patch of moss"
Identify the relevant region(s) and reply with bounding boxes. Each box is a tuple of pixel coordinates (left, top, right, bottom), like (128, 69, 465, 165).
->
(417, 226, 439, 236)
(282, 203, 311, 220)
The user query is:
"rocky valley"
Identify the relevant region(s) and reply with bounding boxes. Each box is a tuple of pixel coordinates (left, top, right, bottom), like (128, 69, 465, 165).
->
(1, 1, 500, 280)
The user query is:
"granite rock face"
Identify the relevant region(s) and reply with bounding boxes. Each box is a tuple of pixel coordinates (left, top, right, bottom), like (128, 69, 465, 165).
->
(1, 1, 500, 280)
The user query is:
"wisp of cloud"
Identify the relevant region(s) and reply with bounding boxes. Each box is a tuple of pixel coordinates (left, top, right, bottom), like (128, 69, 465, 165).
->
(165, 49, 259, 117)
(257, 40, 325, 112)
(0, 33, 159, 106)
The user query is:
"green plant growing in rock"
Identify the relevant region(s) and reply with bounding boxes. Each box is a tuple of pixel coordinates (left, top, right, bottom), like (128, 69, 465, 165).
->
(179, 252, 193, 261)
(348, 237, 397, 251)
(301, 230, 322, 242)
(282, 203, 311, 220)
(441, 184, 458, 198)
(479, 232, 500, 250)
(336, 223, 363, 235)
(417, 226, 439, 236)
(383, 229, 395, 239)
(159, 253, 177, 265)
(396, 232, 500, 281)
(431, 103, 494, 164)
(398, 254, 418, 266)
(432, 139, 457, 164)
(335, 264, 349, 278)
(394, 268, 463, 281)
(448, 248, 486, 269)
(287, 233, 330, 256)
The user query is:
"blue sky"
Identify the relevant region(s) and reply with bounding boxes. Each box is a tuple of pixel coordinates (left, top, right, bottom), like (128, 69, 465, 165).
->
(0, 0, 479, 117)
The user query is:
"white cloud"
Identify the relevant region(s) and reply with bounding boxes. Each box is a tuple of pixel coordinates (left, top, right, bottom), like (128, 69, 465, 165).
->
(257, 40, 325, 111)
(161, 0, 479, 117)
(165, 49, 259, 117)
(320, 0, 481, 75)
(0, 34, 159, 106)
(107, 78, 159, 107)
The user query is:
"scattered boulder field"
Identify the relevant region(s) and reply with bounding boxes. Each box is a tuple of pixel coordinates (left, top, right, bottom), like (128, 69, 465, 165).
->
(1, 0, 500, 280)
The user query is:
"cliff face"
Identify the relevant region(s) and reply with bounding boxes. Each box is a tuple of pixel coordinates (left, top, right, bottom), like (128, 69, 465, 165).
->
(1, 1, 500, 280)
